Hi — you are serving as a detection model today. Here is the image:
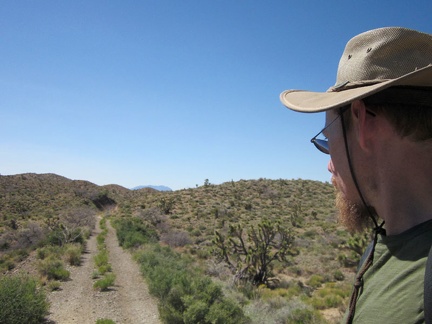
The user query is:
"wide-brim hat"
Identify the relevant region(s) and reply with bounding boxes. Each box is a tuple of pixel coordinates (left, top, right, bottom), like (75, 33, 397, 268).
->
(280, 27, 432, 113)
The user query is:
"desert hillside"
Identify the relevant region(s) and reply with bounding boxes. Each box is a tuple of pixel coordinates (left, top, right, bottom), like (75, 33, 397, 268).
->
(0, 173, 364, 323)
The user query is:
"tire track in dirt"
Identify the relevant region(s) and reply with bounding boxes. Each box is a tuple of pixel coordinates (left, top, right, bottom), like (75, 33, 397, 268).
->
(47, 217, 160, 324)
(105, 220, 160, 323)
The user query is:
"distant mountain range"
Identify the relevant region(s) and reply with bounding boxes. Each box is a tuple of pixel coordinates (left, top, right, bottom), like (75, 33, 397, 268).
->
(131, 185, 172, 191)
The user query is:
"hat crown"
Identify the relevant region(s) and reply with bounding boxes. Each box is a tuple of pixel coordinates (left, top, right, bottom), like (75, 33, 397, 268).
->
(280, 27, 432, 113)
(335, 27, 432, 88)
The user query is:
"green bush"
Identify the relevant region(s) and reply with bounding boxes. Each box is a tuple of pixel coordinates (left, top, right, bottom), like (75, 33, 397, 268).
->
(183, 299, 207, 323)
(112, 217, 158, 249)
(46, 229, 64, 246)
(323, 294, 344, 308)
(135, 244, 248, 324)
(98, 264, 112, 275)
(0, 275, 49, 323)
(65, 243, 82, 266)
(94, 250, 109, 268)
(36, 247, 49, 260)
(0, 257, 15, 272)
(307, 274, 325, 289)
(36, 245, 61, 260)
(92, 270, 100, 279)
(97, 233, 106, 247)
(38, 257, 70, 280)
(333, 269, 345, 281)
(99, 218, 108, 230)
(287, 308, 324, 324)
(309, 282, 350, 310)
(206, 298, 247, 324)
(93, 273, 116, 291)
(96, 319, 116, 324)
(47, 280, 61, 291)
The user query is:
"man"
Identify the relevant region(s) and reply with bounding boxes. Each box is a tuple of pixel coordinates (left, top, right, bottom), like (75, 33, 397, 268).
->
(280, 27, 432, 323)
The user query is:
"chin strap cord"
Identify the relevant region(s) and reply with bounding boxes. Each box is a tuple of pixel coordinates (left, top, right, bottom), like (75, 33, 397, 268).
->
(339, 107, 386, 323)
(425, 244, 432, 324)
(345, 225, 384, 323)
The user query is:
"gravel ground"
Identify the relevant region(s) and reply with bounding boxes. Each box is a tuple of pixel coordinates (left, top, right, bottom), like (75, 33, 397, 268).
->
(47, 218, 161, 324)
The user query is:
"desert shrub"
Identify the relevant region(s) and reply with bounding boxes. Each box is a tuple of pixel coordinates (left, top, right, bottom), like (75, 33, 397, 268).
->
(288, 265, 303, 277)
(46, 227, 86, 247)
(135, 244, 248, 324)
(99, 217, 108, 229)
(0, 257, 15, 272)
(191, 229, 201, 237)
(65, 243, 82, 266)
(46, 228, 64, 246)
(0, 249, 28, 272)
(113, 217, 158, 248)
(36, 247, 49, 260)
(93, 273, 116, 291)
(124, 231, 149, 248)
(303, 229, 318, 238)
(243, 297, 325, 324)
(205, 298, 247, 324)
(96, 319, 116, 324)
(92, 270, 100, 279)
(309, 282, 350, 311)
(15, 222, 46, 249)
(98, 264, 112, 275)
(0, 233, 12, 251)
(137, 206, 167, 226)
(236, 281, 260, 300)
(307, 274, 325, 289)
(258, 286, 291, 302)
(94, 250, 109, 268)
(333, 269, 345, 281)
(0, 275, 49, 323)
(82, 227, 92, 240)
(161, 231, 192, 247)
(196, 248, 210, 260)
(310, 294, 345, 310)
(47, 280, 61, 291)
(44, 207, 95, 247)
(12, 248, 29, 261)
(36, 245, 61, 260)
(182, 299, 207, 323)
(97, 233, 106, 247)
(38, 257, 70, 280)
(287, 308, 324, 323)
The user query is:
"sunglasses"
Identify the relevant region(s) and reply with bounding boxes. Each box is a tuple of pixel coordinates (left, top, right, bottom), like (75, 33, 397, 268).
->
(310, 107, 375, 154)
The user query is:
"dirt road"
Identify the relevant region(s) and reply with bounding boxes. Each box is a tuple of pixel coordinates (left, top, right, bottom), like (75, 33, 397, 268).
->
(47, 219, 160, 324)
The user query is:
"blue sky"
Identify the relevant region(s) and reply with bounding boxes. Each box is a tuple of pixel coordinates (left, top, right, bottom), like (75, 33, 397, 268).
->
(1, 1, 431, 190)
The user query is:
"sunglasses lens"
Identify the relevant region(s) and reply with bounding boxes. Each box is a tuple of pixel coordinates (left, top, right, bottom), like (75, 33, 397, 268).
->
(312, 139, 329, 154)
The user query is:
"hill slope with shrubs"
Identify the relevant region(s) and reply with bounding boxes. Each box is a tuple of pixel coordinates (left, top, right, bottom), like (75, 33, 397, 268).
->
(0, 174, 365, 323)
(0, 173, 130, 261)
(115, 178, 362, 322)
(124, 178, 355, 276)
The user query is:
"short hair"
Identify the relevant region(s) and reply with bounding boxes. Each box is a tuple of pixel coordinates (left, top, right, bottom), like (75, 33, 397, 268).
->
(345, 86, 432, 142)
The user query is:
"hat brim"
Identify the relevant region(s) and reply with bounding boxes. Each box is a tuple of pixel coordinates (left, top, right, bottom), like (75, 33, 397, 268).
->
(280, 64, 432, 113)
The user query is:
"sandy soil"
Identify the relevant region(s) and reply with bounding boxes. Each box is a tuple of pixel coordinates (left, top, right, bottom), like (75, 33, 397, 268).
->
(47, 219, 161, 324)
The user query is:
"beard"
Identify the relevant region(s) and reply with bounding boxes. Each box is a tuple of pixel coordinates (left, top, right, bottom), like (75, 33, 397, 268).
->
(332, 177, 372, 233)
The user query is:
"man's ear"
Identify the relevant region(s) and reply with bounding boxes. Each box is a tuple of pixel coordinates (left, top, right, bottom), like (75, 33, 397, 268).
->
(350, 100, 375, 153)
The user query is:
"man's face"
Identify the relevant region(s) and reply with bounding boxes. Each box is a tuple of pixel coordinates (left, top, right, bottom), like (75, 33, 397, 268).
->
(324, 109, 371, 233)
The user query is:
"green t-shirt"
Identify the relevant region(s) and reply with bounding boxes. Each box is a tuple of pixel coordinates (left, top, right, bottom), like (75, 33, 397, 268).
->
(343, 220, 432, 323)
